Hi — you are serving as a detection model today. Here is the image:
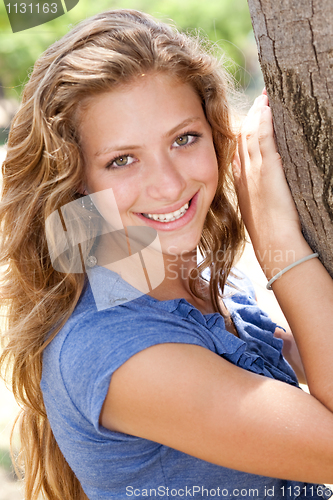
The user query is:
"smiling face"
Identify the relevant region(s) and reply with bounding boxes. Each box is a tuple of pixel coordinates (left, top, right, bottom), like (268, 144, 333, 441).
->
(78, 73, 219, 256)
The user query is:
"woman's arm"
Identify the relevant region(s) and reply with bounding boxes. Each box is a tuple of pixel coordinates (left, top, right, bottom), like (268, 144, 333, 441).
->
(233, 93, 333, 412)
(100, 342, 333, 483)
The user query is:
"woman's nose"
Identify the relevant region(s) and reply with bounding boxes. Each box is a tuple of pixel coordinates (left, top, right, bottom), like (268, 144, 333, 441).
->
(145, 154, 187, 201)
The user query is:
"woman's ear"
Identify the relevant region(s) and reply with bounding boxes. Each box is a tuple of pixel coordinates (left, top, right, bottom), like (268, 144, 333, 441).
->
(78, 185, 89, 196)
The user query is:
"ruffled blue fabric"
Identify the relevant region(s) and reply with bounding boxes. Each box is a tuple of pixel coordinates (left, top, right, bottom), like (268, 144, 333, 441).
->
(143, 278, 299, 388)
(85, 263, 299, 387)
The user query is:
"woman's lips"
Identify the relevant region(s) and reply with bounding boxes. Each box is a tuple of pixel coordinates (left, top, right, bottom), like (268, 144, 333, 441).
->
(134, 191, 199, 231)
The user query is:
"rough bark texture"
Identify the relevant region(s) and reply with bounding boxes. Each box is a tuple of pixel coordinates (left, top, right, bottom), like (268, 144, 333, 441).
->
(247, 0, 333, 275)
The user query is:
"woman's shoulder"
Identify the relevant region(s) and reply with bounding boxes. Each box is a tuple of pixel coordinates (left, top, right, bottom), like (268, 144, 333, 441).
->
(41, 268, 219, 428)
(42, 267, 216, 388)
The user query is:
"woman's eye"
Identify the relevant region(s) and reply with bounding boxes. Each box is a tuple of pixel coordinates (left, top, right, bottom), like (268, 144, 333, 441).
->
(173, 133, 200, 148)
(107, 155, 136, 169)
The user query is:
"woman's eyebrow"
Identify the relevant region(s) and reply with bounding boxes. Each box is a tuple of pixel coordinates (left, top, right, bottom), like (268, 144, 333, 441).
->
(95, 144, 140, 157)
(165, 117, 202, 138)
(94, 117, 202, 157)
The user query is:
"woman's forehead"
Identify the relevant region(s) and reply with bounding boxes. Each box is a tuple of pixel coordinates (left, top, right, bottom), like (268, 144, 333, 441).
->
(78, 72, 198, 111)
(77, 74, 206, 146)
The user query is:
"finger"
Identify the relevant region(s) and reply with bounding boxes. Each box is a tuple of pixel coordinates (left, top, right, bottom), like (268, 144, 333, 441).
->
(243, 96, 263, 130)
(242, 109, 261, 166)
(258, 106, 281, 166)
(248, 94, 268, 115)
(237, 94, 270, 174)
(237, 129, 249, 176)
(262, 88, 269, 104)
(244, 94, 270, 163)
(232, 149, 242, 181)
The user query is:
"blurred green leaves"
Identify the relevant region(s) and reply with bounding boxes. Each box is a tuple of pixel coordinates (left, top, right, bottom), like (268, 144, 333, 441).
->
(0, 0, 255, 99)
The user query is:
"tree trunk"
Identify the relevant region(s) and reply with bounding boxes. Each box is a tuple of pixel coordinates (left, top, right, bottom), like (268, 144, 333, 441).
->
(247, 0, 333, 276)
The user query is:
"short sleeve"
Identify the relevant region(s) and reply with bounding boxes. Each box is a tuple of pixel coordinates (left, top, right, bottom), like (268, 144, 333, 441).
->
(59, 298, 211, 433)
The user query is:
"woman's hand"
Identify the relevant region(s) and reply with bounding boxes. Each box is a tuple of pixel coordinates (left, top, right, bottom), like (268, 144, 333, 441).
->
(233, 92, 303, 258)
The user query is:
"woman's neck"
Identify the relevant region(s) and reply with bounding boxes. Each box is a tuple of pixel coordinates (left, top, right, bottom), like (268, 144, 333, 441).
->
(147, 251, 213, 314)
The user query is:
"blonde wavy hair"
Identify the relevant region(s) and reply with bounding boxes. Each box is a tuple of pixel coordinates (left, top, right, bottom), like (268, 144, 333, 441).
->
(0, 9, 245, 500)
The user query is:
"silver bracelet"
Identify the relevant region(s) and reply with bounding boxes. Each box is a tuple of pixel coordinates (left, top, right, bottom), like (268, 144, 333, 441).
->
(266, 252, 319, 290)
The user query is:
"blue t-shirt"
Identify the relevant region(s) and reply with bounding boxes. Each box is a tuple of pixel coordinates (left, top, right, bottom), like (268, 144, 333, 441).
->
(41, 267, 328, 499)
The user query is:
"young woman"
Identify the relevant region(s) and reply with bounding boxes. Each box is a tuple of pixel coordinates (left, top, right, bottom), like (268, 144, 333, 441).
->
(1, 9, 333, 500)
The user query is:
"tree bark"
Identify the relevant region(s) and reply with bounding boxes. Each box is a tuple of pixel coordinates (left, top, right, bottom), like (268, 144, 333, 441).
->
(247, 0, 333, 276)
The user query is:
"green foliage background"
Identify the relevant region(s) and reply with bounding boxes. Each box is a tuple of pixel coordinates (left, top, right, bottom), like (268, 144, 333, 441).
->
(0, 0, 257, 100)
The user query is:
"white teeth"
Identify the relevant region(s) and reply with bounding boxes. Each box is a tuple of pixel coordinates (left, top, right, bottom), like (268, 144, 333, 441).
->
(143, 201, 190, 222)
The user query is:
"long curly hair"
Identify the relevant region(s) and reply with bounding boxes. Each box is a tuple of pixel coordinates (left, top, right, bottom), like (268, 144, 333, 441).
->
(0, 9, 245, 499)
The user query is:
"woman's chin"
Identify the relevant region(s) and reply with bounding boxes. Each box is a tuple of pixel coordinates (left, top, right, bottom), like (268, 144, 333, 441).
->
(161, 242, 199, 259)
